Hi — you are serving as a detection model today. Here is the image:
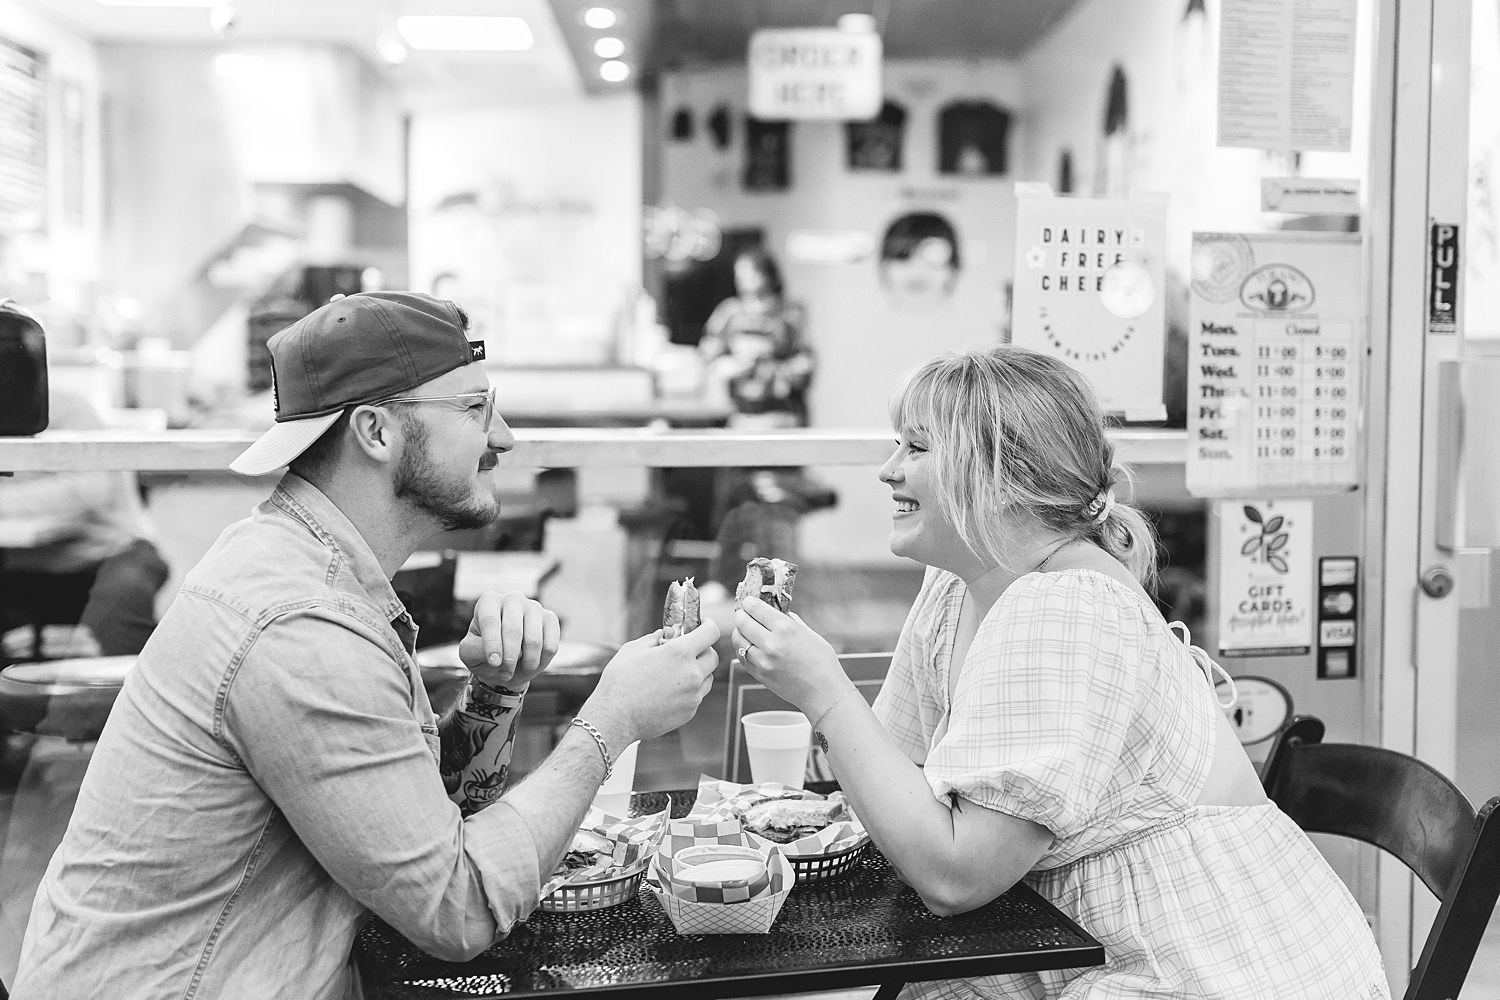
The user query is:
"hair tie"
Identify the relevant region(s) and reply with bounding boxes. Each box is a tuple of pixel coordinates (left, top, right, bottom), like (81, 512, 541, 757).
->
(1084, 487, 1116, 525)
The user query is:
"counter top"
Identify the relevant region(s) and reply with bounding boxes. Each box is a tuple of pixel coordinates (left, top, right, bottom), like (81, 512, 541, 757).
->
(0, 427, 1187, 472)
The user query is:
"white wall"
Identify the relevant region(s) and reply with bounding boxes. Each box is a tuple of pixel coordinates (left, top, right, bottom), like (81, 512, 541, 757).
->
(661, 60, 1023, 567)
(408, 93, 644, 366)
(0, 1, 104, 337)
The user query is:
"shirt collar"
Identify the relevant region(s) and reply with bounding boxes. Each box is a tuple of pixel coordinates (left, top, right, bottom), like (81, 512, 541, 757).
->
(268, 473, 409, 625)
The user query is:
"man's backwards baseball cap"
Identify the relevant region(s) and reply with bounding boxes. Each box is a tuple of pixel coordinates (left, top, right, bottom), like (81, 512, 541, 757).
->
(230, 291, 486, 476)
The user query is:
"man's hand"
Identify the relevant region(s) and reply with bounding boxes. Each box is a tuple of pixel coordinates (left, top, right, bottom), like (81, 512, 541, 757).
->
(578, 622, 720, 749)
(458, 591, 561, 690)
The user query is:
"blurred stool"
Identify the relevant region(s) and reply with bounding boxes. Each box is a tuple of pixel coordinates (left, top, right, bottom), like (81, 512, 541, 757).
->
(0, 656, 135, 745)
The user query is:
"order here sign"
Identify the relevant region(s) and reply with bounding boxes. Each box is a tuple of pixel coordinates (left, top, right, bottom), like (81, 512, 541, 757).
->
(748, 28, 882, 121)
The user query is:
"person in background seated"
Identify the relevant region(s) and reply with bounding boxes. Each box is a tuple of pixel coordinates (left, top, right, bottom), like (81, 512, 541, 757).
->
(13, 292, 720, 998)
(0, 386, 168, 665)
(699, 247, 813, 430)
(731, 345, 1389, 999)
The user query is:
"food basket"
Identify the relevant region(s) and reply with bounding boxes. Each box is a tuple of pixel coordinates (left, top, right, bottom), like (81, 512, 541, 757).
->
(538, 862, 647, 913)
(787, 837, 871, 884)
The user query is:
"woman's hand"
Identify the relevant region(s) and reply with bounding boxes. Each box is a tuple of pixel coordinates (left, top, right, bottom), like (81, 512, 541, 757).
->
(731, 595, 854, 720)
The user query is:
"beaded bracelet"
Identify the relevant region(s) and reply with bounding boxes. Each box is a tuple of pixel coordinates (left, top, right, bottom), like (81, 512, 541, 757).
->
(570, 717, 612, 780)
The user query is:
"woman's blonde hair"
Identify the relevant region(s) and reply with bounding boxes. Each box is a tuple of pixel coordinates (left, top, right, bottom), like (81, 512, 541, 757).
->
(889, 345, 1160, 585)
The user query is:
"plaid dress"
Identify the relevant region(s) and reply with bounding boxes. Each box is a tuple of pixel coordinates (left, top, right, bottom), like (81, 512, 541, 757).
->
(873, 568, 1390, 1000)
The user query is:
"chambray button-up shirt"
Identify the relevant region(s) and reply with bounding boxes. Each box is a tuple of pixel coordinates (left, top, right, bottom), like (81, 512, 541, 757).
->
(14, 475, 543, 999)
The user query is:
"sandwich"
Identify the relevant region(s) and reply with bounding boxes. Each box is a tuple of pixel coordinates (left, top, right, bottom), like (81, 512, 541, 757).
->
(739, 796, 845, 844)
(735, 557, 798, 613)
(662, 577, 701, 637)
(556, 828, 618, 881)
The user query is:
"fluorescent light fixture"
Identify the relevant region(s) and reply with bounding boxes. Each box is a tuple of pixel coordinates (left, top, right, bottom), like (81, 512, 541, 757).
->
(599, 59, 630, 83)
(96, 0, 217, 6)
(593, 36, 625, 59)
(582, 7, 618, 30)
(396, 16, 534, 52)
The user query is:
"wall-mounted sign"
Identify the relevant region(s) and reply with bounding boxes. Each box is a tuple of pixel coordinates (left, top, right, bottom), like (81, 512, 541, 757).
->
(1187, 231, 1363, 496)
(1429, 222, 1460, 335)
(1216, 498, 1314, 658)
(748, 28, 882, 121)
(1011, 190, 1169, 420)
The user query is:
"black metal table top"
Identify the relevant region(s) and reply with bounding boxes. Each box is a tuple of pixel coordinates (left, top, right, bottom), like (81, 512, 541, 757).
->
(358, 786, 1104, 999)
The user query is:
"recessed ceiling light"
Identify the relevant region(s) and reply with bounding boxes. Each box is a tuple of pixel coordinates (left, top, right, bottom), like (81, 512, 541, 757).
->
(96, 0, 217, 6)
(396, 16, 534, 52)
(593, 36, 625, 59)
(582, 7, 619, 30)
(599, 60, 630, 83)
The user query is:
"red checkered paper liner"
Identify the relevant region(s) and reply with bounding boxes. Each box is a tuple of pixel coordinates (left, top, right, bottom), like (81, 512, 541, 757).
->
(689, 775, 869, 857)
(644, 820, 793, 933)
(540, 802, 669, 898)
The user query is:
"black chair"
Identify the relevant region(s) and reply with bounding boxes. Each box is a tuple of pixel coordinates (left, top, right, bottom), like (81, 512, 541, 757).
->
(1261, 715, 1500, 1000)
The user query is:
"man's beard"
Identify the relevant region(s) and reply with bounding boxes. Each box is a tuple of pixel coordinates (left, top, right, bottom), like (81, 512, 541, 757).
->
(393, 415, 499, 531)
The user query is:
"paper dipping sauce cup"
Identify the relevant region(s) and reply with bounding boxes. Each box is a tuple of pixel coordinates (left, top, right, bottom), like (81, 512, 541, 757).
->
(667, 844, 772, 903)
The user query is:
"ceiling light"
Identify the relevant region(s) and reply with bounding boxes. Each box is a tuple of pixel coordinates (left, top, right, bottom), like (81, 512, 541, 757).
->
(837, 13, 877, 33)
(599, 60, 630, 83)
(582, 7, 618, 30)
(593, 36, 625, 59)
(96, 0, 217, 6)
(376, 32, 409, 66)
(396, 16, 534, 52)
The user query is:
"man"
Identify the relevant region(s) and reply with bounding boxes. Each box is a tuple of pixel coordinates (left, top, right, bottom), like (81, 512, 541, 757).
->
(13, 292, 720, 998)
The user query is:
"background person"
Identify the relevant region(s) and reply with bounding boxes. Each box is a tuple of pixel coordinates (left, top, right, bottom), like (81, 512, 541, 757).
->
(699, 247, 814, 429)
(13, 292, 720, 999)
(0, 385, 168, 665)
(730, 345, 1388, 999)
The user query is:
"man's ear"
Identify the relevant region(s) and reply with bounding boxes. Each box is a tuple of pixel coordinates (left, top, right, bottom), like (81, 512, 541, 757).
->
(347, 404, 399, 463)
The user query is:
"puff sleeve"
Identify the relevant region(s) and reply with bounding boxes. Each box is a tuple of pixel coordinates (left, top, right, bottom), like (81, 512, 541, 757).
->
(923, 573, 1151, 840)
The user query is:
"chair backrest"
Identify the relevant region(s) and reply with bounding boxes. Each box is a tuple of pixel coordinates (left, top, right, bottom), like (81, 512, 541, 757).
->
(721, 652, 891, 784)
(1261, 715, 1500, 1000)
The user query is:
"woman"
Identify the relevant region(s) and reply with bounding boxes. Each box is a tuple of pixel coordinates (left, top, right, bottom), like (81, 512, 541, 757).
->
(732, 346, 1388, 999)
(699, 248, 813, 429)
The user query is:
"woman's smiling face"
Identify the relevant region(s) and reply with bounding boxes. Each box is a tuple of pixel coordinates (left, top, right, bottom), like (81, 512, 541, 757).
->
(877, 428, 978, 573)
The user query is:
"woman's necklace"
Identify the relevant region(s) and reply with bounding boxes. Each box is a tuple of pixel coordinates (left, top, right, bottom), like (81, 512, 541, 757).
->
(1034, 537, 1075, 574)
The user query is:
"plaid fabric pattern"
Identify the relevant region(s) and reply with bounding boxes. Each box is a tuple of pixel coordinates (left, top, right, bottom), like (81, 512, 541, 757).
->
(874, 568, 1391, 1000)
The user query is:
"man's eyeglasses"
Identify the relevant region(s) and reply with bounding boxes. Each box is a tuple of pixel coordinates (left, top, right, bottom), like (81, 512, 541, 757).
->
(374, 387, 495, 431)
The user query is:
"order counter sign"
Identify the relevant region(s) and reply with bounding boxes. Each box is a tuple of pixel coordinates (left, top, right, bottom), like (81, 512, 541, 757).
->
(747, 29, 882, 121)
(1186, 231, 1364, 496)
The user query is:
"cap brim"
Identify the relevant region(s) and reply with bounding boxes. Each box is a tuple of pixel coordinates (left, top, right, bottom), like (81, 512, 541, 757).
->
(229, 411, 343, 476)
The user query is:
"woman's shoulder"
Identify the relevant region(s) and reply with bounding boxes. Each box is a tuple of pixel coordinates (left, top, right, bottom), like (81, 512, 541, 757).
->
(992, 567, 1162, 632)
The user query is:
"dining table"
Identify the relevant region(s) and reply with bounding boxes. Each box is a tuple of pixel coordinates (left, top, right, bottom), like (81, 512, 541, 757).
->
(356, 783, 1105, 999)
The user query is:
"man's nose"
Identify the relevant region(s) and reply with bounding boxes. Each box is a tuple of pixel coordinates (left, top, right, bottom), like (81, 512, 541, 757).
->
(488, 416, 516, 454)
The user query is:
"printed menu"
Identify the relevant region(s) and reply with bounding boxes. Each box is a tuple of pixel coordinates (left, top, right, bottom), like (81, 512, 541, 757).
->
(1187, 232, 1363, 496)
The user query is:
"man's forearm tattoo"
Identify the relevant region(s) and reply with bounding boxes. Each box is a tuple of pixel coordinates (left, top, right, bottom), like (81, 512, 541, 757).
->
(440, 686, 524, 816)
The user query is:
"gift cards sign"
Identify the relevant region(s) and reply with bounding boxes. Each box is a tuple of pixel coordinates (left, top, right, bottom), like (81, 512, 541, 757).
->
(1216, 498, 1314, 658)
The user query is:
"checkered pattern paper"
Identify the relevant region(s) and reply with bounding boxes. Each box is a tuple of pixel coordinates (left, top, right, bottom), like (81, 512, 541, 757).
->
(539, 803, 669, 899)
(688, 774, 871, 857)
(645, 837, 793, 934)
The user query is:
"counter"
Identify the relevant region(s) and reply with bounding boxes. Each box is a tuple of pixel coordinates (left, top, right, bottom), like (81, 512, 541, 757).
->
(0, 427, 1188, 472)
